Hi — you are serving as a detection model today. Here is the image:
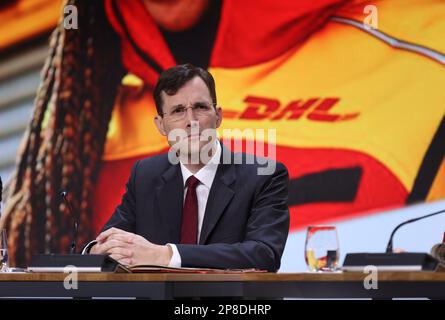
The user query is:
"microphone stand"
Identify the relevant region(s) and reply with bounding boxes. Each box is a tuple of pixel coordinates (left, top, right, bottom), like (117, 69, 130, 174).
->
(343, 207, 445, 271)
(27, 191, 129, 273)
(386, 209, 445, 253)
(60, 191, 78, 254)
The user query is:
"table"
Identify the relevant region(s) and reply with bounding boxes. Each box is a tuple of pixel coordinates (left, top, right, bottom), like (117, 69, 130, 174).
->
(0, 272, 444, 299)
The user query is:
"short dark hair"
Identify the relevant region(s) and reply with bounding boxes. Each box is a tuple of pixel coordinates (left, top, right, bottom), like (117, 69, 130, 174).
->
(153, 63, 217, 115)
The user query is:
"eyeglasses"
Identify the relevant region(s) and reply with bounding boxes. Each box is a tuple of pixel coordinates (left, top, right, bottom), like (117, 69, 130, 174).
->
(161, 102, 216, 121)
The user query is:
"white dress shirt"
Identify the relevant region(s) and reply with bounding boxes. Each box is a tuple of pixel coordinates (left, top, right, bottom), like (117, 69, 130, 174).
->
(168, 141, 221, 267)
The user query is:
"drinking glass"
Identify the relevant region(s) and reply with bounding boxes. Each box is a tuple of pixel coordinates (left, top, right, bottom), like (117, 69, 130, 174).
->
(305, 225, 339, 272)
(0, 229, 9, 272)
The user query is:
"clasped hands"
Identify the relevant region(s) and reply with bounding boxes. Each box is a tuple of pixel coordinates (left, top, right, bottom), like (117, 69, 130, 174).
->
(90, 227, 172, 266)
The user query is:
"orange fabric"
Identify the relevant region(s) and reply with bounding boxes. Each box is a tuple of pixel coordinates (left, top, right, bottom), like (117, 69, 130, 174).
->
(0, 0, 62, 50)
(104, 0, 175, 85)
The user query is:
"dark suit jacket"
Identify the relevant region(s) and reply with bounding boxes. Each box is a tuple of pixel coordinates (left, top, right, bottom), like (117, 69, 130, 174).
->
(102, 145, 290, 272)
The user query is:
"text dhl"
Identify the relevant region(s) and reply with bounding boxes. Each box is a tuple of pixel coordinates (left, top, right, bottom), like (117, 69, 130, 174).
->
(224, 96, 360, 122)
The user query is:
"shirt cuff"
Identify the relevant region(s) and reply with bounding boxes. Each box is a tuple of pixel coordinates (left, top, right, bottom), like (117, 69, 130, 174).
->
(167, 243, 182, 268)
(81, 240, 97, 254)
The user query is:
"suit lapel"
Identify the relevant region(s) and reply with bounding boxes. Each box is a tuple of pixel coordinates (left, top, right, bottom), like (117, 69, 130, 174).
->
(199, 149, 236, 244)
(155, 164, 184, 243)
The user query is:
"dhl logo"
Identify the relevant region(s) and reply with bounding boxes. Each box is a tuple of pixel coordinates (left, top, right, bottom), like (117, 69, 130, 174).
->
(223, 95, 360, 122)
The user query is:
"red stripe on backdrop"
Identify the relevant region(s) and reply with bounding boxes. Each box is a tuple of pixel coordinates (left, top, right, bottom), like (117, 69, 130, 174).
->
(275, 145, 407, 230)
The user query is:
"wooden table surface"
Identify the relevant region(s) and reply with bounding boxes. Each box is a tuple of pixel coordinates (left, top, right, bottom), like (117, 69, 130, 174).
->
(0, 271, 444, 299)
(0, 271, 444, 282)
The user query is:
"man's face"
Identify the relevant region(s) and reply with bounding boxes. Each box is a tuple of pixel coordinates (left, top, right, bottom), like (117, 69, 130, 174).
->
(154, 76, 222, 158)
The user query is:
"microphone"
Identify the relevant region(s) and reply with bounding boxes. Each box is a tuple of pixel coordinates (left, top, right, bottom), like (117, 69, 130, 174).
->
(343, 206, 445, 271)
(60, 191, 78, 254)
(386, 208, 445, 253)
(27, 190, 129, 273)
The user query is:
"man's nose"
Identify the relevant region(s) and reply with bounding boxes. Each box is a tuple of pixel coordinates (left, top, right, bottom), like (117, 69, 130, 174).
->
(185, 106, 198, 124)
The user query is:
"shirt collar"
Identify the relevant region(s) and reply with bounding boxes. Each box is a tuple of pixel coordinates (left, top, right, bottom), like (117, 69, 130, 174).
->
(180, 140, 221, 189)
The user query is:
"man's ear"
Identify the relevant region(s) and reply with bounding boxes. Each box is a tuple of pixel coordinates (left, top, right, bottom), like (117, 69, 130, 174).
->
(154, 115, 167, 136)
(215, 106, 223, 128)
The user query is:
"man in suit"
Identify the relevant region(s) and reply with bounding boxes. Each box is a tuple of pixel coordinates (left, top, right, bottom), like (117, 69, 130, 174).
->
(86, 64, 289, 272)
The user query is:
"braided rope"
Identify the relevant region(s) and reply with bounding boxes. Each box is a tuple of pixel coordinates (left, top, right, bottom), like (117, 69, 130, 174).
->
(1, 0, 123, 266)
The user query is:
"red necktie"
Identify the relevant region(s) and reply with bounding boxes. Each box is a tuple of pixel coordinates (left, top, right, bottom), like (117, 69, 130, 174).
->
(180, 176, 200, 244)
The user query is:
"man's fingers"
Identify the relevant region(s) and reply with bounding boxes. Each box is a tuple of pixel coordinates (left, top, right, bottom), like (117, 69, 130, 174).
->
(109, 254, 132, 266)
(118, 258, 132, 266)
(96, 227, 129, 242)
(90, 243, 107, 255)
(107, 233, 134, 244)
(106, 246, 133, 258)
(109, 253, 125, 261)
(96, 227, 122, 242)
(99, 239, 130, 253)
